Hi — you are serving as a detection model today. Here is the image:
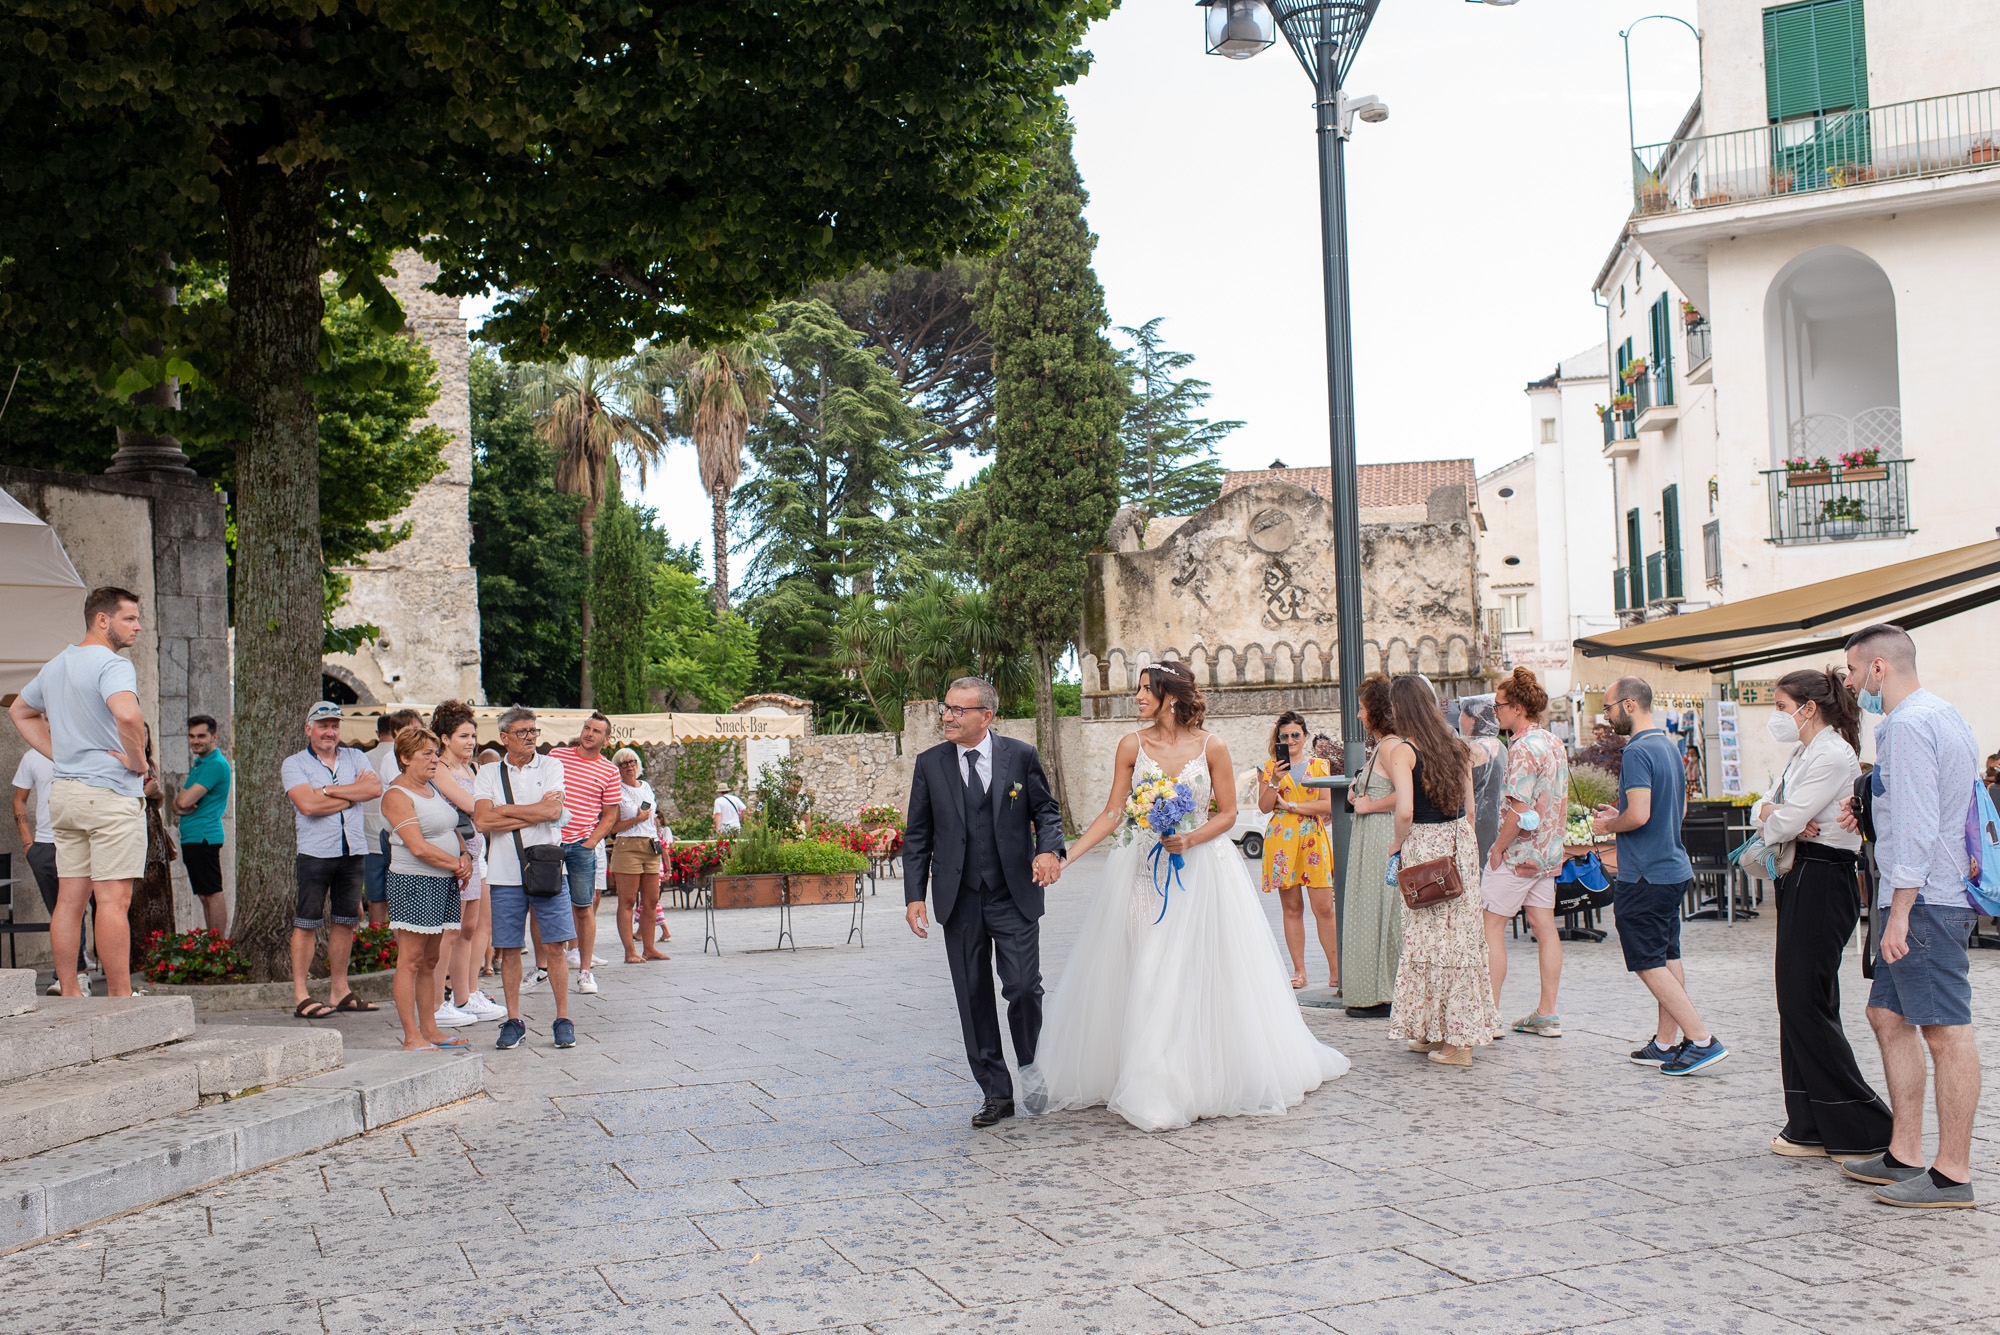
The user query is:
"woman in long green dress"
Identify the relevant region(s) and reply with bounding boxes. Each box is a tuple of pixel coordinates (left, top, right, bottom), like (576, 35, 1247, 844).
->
(1340, 676, 1402, 1014)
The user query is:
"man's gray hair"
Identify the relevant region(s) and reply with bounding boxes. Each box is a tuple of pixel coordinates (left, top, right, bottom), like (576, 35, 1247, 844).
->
(946, 677, 999, 712)
(496, 705, 537, 733)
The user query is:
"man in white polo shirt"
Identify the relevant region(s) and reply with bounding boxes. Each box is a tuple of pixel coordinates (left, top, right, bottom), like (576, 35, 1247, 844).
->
(474, 705, 577, 1051)
(8, 587, 150, 998)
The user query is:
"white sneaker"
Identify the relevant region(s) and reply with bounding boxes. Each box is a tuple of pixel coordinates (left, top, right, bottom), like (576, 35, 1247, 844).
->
(461, 990, 507, 1021)
(577, 969, 599, 995)
(434, 1001, 477, 1027)
(524, 967, 548, 993)
(46, 979, 60, 995)
(565, 947, 581, 967)
(80, 977, 92, 997)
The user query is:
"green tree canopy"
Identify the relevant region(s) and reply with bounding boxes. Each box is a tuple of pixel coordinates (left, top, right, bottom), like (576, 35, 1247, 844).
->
(645, 567, 759, 712)
(0, 0, 1108, 977)
(976, 126, 1125, 820)
(735, 300, 936, 600)
(812, 260, 994, 456)
(1115, 317, 1240, 517)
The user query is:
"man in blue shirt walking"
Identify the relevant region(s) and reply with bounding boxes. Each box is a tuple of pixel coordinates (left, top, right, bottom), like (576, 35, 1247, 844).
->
(1837, 624, 1981, 1209)
(1592, 676, 1728, 1076)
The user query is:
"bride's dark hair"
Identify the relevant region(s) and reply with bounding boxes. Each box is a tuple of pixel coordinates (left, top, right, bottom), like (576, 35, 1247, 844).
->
(1141, 661, 1206, 729)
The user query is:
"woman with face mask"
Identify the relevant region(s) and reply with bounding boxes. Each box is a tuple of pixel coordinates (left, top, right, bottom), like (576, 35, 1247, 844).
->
(1754, 667, 1892, 1162)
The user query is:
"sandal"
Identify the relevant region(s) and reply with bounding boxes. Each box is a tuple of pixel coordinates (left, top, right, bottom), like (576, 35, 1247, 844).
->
(1291, 971, 1308, 990)
(293, 998, 337, 1019)
(332, 992, 379, 1012)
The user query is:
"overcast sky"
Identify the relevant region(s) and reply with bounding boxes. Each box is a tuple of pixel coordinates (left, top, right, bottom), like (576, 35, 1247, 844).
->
(556, 0, 1704, 556)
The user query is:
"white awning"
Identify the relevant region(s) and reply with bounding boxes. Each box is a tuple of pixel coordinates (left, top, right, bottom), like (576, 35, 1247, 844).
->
(0, 489, 87, 697)
(336, 706, 807, 748)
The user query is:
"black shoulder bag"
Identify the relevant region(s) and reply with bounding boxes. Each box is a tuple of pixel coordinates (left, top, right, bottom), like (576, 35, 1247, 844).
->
(1855, 768, 1878, 980)
(500, 761, 566, 898)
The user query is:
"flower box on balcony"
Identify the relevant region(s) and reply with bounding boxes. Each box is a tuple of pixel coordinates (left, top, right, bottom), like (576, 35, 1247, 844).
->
(1787, 471, 1833, 487)
(1838, 466, 1888, 483)
(1968, 140, 1999, 165)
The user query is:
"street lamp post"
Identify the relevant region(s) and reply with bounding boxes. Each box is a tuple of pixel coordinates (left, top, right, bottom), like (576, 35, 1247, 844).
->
(1198, 1, 1513, 960)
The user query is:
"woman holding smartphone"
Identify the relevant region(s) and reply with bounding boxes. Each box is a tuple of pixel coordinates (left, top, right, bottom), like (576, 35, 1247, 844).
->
(1258, 711, 1338, 991)
(609, 748, 669, 963)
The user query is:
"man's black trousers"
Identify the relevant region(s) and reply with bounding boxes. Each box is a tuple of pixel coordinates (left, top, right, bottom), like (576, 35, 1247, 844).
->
(942, 882, 1042, 1101)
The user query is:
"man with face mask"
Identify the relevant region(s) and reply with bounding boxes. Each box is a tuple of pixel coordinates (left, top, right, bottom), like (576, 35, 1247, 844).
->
(1835, 624, 1981, 1209)
(1591, 676, 1727, 1076)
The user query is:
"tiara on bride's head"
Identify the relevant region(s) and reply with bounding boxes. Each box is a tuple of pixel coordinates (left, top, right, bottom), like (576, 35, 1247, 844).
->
(1150, 661, 1192, 680)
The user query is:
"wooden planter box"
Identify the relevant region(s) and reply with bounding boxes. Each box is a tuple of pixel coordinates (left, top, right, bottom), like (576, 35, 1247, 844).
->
(1785, 470, 1832, 486)
(711, 873, 785, 909)
(786, 873, 862, 905)
(1838, 466, 1887, 482)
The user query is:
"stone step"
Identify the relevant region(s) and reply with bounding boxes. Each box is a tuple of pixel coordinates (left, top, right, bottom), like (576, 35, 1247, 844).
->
(0, 1049, 482, 1249)
(0, 1017, 332, 1163)
(0, 968, 34, 1017)
(0, 995, 197, 1085)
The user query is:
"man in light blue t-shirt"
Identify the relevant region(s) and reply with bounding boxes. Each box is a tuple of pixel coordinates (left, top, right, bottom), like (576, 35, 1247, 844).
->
(1591, 675, 1726, 1077)
(7, 586, 151, 998)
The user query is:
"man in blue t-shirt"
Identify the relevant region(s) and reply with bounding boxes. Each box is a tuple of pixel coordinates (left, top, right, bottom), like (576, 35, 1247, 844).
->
(7, 586, 152, 998)
(173, 714, 233, 936)
(1592, 676, 1727, 1076)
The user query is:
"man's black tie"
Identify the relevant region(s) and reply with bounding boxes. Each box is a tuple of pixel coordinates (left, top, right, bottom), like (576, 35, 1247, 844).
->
(965, 750, 985, 805)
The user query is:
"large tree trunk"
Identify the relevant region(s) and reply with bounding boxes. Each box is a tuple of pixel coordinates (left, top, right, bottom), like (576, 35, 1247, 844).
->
(579, 501, 597, 708)
(710, 479, 731, 613)
(1029, 639, 1072, 833)
(222, 161, 328, 980)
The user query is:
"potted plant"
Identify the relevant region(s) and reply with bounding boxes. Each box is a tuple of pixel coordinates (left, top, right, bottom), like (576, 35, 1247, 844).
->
(1621, 356, 1649, 386)
(779, 838, 869, 904)
(1693, 192, 1732, 208)
(1679, 300, 1704, 327)
(1636, 185, 1672, 215)
(1816, 494, 1867, 537)
(1968, 139, 1999, 165)
(1837, 447, 1887, 481)
(713, 821, 787, 907)
(1784, 455, 1834, 486)
(1610, 393, 1636, 413)
(1769, 169, 1796, 194)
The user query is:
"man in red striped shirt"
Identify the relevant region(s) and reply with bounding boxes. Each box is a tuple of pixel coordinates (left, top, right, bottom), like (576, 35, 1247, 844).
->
(550, 712, 623, 996)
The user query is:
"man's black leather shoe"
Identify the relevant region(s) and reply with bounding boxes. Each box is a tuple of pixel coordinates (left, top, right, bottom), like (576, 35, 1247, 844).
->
(971, 1097, 1015, 1128)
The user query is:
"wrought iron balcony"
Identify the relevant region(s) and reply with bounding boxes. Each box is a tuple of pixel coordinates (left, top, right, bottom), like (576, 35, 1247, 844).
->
(1685, 318, 1711, 369)
(1644, 549, 1684, 603)
(1633, 86, 2000, 217)
(1762, 458, 1915, 545)
(1601, 406, 1638, 448)
(1613, 563, 1645, 614)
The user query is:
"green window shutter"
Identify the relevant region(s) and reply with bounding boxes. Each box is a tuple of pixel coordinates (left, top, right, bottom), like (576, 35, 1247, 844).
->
(1662, 485, 1684, 598)
(1764, 1, 1868, 121)
(1626, 508, 1646, 608)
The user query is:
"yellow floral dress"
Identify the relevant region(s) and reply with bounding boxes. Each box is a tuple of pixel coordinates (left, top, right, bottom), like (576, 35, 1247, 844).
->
(1260, 757, 1336, 892)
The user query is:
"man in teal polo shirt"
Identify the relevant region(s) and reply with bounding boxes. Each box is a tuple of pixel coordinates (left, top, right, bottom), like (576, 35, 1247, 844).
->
(174, 715, 232, 936)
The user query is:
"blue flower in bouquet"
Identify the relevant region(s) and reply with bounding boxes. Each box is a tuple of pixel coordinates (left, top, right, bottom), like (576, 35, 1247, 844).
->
(1148, 783, 1198, 836)
(1123, 776, 1199, 923)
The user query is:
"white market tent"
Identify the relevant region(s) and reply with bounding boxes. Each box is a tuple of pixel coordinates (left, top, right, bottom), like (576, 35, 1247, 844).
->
(0, 489, 86, 697)
(335, 705, 806, 748)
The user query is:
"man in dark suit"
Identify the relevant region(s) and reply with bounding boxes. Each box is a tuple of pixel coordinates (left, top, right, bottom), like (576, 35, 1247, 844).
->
(904, 677, 1066, 1126)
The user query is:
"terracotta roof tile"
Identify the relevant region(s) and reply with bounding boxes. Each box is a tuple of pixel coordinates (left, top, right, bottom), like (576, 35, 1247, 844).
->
(1220, 459, 1479, 510)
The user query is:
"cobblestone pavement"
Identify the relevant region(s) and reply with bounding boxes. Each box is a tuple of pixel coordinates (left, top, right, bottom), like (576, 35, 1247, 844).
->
(10, 850, 2000, 1334)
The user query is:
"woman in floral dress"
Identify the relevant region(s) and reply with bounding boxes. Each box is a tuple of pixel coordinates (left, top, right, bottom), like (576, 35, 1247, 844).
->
(1258, 710, 1338, 990)
(1384, 674, 1502, 1066)
(1338, 675, 1402, 1016)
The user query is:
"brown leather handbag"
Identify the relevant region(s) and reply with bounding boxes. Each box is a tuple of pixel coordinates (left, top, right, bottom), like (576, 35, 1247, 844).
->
(1396, 854, 1464, 908)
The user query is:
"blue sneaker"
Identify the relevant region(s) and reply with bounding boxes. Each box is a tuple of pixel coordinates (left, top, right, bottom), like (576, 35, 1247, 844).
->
(552, 1017, 576, 1049)
(496, 1017, 527, 1049)
(1660, 1035, 1728, 1075)
(1629, 1037, 1681, 1066)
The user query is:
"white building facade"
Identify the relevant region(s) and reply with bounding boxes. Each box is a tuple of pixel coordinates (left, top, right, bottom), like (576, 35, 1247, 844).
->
(1590, 0, 2000, 785)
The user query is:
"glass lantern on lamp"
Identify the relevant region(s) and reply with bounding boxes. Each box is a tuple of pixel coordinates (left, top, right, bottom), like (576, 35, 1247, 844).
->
(1199, 0, 1277, 60)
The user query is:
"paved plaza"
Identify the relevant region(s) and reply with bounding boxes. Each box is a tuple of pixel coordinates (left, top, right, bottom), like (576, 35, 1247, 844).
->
(7, 849, 2000, 1334)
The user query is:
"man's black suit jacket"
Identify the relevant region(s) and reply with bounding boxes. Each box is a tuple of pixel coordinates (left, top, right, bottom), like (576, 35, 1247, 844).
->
(903, 733, 1065, 925)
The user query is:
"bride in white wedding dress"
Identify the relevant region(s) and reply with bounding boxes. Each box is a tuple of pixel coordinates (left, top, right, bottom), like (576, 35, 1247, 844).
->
(1020, 662, 1349, 1132)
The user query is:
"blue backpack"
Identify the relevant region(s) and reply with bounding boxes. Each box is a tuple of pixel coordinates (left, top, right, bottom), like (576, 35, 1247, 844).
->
(1968, 782, 2000, 916)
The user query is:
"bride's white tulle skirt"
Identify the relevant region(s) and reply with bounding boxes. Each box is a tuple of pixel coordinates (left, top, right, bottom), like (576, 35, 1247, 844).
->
(1019, 834, 1350, 1132)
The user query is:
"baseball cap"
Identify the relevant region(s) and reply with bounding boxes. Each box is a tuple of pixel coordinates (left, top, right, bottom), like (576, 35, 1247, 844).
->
(305, 701, 344, 723)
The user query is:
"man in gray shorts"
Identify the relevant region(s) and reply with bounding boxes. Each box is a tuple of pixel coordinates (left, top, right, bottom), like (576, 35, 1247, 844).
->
(1838, 624, 1982, 1208)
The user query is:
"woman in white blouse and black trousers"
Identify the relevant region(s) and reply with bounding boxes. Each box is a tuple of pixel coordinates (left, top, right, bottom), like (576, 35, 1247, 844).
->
(1756, 667, 1893, 1161)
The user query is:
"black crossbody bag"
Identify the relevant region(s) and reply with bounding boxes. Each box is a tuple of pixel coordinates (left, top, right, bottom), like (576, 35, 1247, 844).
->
(500, 761, 566, 898)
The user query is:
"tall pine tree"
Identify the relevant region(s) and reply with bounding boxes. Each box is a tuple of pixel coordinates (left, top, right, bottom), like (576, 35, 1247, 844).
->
(976, 127, 1125, 823)
(1116, 317, 1241, 516)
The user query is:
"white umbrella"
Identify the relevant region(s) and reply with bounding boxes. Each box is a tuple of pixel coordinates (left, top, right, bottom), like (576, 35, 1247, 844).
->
(0, 489, 86, 697)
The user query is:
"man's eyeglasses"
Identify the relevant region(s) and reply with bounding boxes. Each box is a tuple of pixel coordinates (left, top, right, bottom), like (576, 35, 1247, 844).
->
(940, 705, 991, 720)
(506, 727, 541, 739)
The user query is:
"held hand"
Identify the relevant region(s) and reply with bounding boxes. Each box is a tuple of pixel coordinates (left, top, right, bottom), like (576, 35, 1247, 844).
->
(1384, 851, 1402, 888)
(1878, 910, 1910, 964)
(1031, 852, 1063, 886)
(1160, 833, 1192, 855)
(905, 901, 930, 939)
(456, 854, 473, 886)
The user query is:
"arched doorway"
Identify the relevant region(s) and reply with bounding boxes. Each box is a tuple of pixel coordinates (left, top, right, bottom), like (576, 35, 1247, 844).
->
(1764, 246, 1901, 465)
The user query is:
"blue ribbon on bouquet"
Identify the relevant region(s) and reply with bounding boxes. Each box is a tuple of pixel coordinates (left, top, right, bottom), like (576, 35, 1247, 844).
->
(1147, 841, 1186, 924)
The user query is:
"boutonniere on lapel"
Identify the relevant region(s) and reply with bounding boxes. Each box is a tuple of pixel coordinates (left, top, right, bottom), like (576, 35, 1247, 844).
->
(1007, 781, 1023, 806)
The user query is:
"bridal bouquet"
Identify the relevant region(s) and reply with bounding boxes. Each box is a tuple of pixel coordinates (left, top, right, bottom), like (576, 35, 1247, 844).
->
(1122, 777, 1200, 922)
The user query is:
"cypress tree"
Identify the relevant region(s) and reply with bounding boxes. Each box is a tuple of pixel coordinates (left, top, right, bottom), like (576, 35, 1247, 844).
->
(977, 126, 1125, 823)
(588, 481, 655, 714)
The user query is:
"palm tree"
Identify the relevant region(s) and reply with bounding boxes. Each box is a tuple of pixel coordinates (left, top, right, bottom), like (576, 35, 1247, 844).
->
(659, 337, 775, 613)
(518, 356, 667, 707)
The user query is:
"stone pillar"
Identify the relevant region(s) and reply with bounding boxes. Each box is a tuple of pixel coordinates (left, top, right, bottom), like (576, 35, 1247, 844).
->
(321, 250, 484, 704)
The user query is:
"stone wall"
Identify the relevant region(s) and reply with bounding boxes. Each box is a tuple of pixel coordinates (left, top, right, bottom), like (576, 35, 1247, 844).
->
(0, 466, 233, 960)
(323, 250, 483, 705)
(1081, 478, 1484, 728)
